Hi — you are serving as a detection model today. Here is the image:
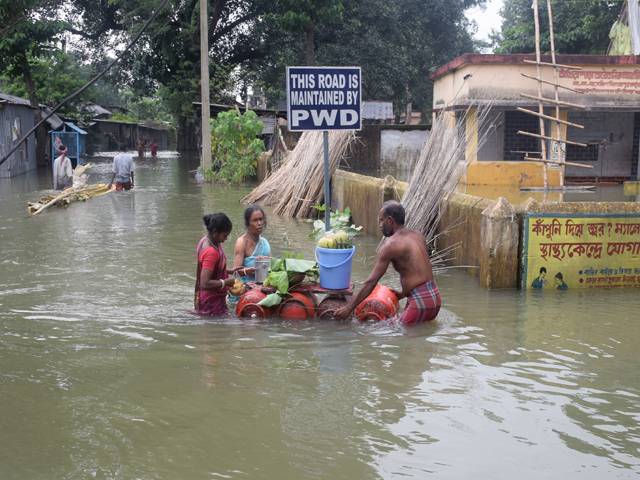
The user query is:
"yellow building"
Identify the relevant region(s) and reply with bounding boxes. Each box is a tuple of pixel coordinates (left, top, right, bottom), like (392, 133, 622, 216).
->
(431, 54, 640, 188)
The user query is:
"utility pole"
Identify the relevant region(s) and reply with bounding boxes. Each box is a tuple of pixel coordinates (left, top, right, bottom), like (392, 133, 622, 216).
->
(200, 0, 212, 172)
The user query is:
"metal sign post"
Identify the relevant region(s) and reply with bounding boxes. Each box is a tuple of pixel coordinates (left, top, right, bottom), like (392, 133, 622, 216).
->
(286, 66, 362, 231)
(323, 130, 330, 231)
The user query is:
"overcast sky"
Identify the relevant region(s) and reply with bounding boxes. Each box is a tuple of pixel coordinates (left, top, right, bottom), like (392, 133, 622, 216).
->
(466, 0, 504, 49)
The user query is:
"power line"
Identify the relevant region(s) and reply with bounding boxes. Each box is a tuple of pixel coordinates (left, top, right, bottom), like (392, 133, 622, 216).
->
(0, 0, 170, 168)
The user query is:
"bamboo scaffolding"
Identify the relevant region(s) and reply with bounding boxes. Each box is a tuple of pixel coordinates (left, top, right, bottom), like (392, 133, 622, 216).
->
(517, 130, 588, 147)
(520, 93, 585, 109)
(524, 156, 594, 169)
(522, 59, 582, 70)
(520, 73, 581, 93)
(532, 0, 548, 188)
(517, 107, 584, 128)
(546, 0, 565, 186)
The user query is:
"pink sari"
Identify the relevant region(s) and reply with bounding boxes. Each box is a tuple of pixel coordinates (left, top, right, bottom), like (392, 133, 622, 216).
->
(194, 236, 228, 316)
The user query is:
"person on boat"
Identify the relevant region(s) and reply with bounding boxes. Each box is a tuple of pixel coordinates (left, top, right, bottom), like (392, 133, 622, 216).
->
(335, 200, 441, 324)
(232, 205, 271, 281)
(195, 213, 237, 316)
(108, 144, 135, 191)
(52, 145, 72, 190)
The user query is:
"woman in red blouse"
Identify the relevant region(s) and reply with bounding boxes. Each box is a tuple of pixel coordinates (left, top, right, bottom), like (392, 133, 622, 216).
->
(195, 213, 237, 316)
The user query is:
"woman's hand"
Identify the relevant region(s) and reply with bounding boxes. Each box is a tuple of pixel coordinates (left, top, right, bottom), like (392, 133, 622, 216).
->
(223, 278, 236, 287)
(243, 267, 255, 276)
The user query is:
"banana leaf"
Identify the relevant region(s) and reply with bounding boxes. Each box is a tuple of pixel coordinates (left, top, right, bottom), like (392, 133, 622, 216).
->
(258, 293, 283, 307)
(284, 258, 317, 273)
(264, 270, 289, 294)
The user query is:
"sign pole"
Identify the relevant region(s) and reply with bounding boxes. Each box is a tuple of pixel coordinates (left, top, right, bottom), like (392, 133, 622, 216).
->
(323, 130, 331, 231)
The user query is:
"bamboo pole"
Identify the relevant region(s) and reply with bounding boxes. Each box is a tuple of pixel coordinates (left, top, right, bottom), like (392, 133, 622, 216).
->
(524, 156, 594, 169)
(520, 93, 585, 109)
(520, 73, 581, 93)
(547, 0, 564, 186)
(517, 107, 584, 128)
(522, 59, 582, 70)
(517, 130, 588, 147)
(532, 0, 548, 188)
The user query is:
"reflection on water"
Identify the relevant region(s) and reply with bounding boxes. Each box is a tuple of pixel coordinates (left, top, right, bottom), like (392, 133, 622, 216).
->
(0, 153, 639, 479)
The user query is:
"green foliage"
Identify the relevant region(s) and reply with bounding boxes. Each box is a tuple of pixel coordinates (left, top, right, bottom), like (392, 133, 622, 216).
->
(492, 0, 620, 54)
(310, 206, 363, 242)
(243, 0, 484, 117)
(260, 256, 318, 305)
(208, 109, 264, 183)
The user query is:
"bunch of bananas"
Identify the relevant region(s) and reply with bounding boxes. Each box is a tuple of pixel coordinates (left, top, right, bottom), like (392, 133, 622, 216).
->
(229, 278, 244, 296)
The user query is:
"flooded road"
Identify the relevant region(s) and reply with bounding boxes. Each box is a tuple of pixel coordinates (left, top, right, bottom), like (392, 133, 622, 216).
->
(1, 153, 639, 479)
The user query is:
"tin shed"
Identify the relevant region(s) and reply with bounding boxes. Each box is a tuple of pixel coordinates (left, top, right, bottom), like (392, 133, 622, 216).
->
(50, 121, 87, 168)
(0, 93, 38, 178)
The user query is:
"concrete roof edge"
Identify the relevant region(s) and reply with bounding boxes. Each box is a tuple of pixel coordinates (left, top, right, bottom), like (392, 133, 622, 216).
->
(431, 53, 640, 81)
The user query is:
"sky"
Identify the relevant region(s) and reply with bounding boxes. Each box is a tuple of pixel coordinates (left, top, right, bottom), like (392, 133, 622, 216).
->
(466, 0, 505, 50)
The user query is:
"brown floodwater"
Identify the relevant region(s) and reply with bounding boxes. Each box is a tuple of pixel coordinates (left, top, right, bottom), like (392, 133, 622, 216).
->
(1, 153, 639, 479)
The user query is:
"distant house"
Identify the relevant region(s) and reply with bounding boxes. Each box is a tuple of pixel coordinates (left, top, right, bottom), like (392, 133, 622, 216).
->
(81, 103, 113, 119)
(362, 101, 395, 124)
(87, 118, 171, 152)
(0, 92, 38, 178)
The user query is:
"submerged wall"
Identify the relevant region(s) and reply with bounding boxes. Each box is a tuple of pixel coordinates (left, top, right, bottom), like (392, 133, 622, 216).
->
(331, 169, 407, 234)
(330, 170, 640, 289)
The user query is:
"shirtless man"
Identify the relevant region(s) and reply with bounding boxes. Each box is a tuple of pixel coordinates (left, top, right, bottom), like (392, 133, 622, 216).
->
(334, 201, 441, 324)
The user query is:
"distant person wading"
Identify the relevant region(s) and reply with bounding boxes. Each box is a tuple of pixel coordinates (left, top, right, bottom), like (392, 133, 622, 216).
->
(108, 144, 135, 191)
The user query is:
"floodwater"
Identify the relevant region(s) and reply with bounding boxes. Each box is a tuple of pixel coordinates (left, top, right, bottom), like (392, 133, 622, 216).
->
(1, 153, 639, 479)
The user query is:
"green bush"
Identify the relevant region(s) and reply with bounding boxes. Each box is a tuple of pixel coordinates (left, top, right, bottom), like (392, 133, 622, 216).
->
(208, 108, 264, 183)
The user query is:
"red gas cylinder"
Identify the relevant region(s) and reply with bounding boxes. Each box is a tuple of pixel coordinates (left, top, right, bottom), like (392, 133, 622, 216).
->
(354, 284, 399, 321)
(236, 288, 272, 318)
(277, 291, 317, 320)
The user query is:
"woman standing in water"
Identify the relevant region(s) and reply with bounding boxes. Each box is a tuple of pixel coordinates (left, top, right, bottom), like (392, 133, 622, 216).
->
(195, 213, 237, 316)
(233, 205, 271, 281)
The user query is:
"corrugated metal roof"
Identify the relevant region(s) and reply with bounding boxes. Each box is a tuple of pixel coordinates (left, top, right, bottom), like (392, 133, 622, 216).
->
(64, 121, 87, 135)
(0, 92, 34, 107)
(82, 103, 112, 117)
(362, 101, 394, 120)
(259, 115, 276, 135)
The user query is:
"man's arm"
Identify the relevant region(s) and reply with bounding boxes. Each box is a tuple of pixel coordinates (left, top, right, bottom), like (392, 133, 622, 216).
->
(334, 244, 393, 320)
(130, 171, 134, 187)
(107, 173, 115, 189)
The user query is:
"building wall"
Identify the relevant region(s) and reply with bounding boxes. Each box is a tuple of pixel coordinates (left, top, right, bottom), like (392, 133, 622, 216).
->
(380, 128, 429, 175)
(433, 57, 640, 111)
(477, 110, 504, 161)
(88, 122, 169, 153)
(0, 104, 37, 178)
(566, 111, 635, 178)
(633, 113, 640, 179)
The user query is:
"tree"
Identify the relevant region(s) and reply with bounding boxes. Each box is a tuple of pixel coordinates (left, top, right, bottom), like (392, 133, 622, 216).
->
(492, 0, 621, 54)
(243, 0, 483, 117)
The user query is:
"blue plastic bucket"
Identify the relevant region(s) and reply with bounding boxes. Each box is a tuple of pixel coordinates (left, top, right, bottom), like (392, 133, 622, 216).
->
(315, 246, 356, 290)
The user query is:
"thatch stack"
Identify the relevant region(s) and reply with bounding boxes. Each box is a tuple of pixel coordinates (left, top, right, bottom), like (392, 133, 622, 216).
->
(242, 130, 355, 218)
(401, 104, 495, 271)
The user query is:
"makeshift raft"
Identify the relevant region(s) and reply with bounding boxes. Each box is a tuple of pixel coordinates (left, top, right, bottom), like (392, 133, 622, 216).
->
(235, 282, 399, 321)
(27, 183, 112, 216)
